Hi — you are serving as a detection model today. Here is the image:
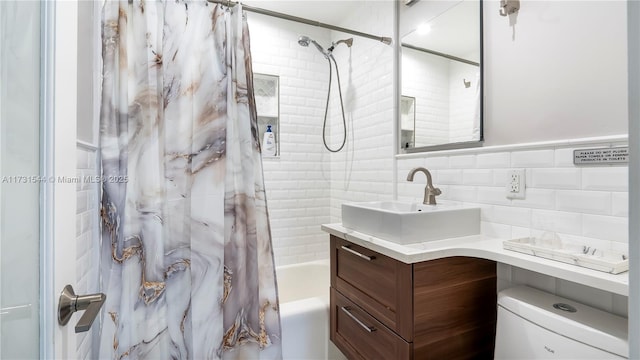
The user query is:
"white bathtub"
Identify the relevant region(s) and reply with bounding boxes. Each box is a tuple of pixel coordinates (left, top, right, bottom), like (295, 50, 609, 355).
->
(276, 260, 346, 360)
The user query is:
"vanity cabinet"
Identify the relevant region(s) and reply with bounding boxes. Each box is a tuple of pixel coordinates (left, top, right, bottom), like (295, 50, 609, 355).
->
(330, 235, 497, 359)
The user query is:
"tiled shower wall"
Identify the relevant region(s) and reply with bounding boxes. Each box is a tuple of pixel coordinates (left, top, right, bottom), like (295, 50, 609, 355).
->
(248, 14, 333, 266)
(248, 1, 397, 266)
(397, 142, 629, 316)
(328, 1, 396, 222)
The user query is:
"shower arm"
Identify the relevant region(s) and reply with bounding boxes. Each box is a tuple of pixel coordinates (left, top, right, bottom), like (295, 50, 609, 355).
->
(327, 38, 353, 53)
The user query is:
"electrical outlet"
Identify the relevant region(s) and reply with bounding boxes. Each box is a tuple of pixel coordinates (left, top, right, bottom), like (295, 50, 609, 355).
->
(506, 169, 526, 199)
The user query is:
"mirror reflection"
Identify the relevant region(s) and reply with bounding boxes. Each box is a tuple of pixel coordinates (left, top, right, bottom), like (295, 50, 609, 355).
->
(400, 96, 416, 149)
(399, 0, 482, 151)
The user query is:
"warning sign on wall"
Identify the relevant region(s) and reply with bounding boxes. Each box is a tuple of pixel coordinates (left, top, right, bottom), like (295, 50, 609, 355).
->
(573, 147, 629, 165)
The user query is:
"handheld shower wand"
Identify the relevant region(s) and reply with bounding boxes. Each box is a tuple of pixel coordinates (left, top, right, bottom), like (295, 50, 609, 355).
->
(298, 35, 329, 58)
(297, 35, 353, 153)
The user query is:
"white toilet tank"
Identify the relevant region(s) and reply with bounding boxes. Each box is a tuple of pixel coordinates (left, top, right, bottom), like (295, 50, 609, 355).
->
(494, 286, 628, 359)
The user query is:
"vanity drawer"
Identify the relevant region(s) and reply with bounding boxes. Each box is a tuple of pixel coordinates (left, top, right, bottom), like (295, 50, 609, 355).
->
(330, 236, 412, 340)
(331, 288, 412, 360)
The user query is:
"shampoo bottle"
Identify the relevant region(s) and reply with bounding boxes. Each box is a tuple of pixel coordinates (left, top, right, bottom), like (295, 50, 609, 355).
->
(263, 125, 277, 157)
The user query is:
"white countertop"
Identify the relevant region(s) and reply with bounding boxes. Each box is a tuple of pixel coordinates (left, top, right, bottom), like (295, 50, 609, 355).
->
(321, 223, 629, 296)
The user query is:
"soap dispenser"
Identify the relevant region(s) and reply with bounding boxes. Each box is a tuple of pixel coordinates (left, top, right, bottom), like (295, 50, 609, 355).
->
(262, 124, 277, 157)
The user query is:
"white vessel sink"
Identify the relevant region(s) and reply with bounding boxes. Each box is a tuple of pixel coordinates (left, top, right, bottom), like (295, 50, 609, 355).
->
(341, 201, 480, 244)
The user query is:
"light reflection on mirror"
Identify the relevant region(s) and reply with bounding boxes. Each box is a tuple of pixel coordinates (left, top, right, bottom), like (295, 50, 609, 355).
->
(399, 0, 482, 152)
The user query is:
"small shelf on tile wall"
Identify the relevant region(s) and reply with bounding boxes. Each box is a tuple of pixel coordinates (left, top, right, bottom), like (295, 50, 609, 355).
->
(254, 73, 280, 158)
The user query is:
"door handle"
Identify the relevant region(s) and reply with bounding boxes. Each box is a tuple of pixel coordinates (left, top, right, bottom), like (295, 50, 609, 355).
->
(58, 285, 106, 333)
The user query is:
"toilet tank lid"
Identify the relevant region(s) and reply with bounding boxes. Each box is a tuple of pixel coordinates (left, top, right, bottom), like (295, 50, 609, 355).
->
(498, 286, 628, 358)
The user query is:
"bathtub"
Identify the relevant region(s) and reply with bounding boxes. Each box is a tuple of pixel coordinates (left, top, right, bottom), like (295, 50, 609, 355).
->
(276, 260, 346, 360)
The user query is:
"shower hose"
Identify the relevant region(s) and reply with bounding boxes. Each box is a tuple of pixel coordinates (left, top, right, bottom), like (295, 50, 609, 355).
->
(322, 54, 347, 153)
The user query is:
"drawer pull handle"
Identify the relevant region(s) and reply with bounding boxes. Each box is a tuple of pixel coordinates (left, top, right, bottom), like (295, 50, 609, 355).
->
(340, 245, 375, 261)
(341, 306, 376, 333)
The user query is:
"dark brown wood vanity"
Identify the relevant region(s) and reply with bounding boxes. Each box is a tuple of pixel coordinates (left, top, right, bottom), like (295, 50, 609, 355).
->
(330, 235, 498, 359)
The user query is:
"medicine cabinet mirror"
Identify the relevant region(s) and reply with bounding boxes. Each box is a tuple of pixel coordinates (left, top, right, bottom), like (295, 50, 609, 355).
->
(254, 73, 280, 157)
(398, 0, 483, 152)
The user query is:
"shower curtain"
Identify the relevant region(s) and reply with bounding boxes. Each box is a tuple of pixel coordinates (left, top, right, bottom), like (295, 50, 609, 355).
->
(98, 1, 281, 359)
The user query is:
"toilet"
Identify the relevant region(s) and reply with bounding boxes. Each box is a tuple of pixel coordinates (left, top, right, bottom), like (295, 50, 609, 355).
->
(494, 286, 628, 359)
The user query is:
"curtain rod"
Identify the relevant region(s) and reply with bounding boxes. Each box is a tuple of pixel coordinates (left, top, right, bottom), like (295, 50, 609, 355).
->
(401, 43, 479, 66)
(206, 0, 392, 45)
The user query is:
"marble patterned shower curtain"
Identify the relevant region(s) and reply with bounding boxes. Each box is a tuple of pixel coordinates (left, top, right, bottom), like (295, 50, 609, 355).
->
(98, 1, 281, 359)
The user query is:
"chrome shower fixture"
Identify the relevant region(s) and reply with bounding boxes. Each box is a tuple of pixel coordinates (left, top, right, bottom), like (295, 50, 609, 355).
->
(336, 38, 353, 47)
(297, 36, 354, 57)
(328, 38, 353, 52)
(297, 35, 311, 47)
(297, 35, 328, 58)
(297, 34, 352, 153)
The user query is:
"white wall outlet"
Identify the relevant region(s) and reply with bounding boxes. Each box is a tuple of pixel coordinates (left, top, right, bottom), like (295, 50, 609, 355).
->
(506, 169, 526, 199)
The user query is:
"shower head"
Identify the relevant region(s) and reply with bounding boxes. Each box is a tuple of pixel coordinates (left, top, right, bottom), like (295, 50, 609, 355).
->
(298, 35, 311, 47)
(298, 35, 328, 57)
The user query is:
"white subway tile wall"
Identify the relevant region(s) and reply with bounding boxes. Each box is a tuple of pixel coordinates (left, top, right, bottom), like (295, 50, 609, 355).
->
(398, 143, 629, 315)
(477, 152, 511, 168)
(530, 168, 581, 189)
(555, 190, 611, 215)
(612, 192, 629, 217)
(582, 167, 628, 191)
(398, 143, 628, 251)
(248, 14, 333, 266)
(76, 146, 101, 359)
(328, 1, 395, 223)
(450, 155, 477, 169)
(511, 149, 555, 168)
(248, 2, 396, 266)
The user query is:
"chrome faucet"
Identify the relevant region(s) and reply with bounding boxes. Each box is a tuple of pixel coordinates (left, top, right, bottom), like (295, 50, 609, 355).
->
(406, 167, 442, 205)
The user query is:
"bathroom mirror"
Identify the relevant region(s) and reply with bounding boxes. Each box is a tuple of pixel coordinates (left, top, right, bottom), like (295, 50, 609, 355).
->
(399, 0, 483, 152)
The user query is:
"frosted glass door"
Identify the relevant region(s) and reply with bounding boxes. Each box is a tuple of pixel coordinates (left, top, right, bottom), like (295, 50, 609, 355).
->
(0, 1, 42, 359)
